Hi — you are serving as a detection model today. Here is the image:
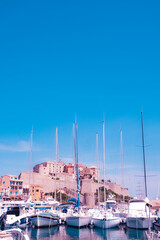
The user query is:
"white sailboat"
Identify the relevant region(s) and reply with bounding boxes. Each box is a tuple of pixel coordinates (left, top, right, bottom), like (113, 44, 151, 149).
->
(31, 212, 59, 228)
(66, 122, 91, 228)
(126, 112, 157, 229)
(92, 120, 121, 229)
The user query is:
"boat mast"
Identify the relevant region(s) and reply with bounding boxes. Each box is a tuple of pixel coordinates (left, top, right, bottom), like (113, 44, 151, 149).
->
(103, 120, 106, 203)
(120, 129, 124, 202)
(73, 123, 77, 198)
(96, 133, 100, 203)
(141, 112, 147, 198)
(29, 128, 33, 200)
(75, 122, 80, 210)
(56, 128, 62, 203)
(55, 127, 58, 202)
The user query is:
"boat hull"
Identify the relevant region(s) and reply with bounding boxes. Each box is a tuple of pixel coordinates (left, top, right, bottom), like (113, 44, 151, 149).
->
(92, 217, 121, 229)
(31, 215, 59, 228)
(66, 216, 91, 228)
(153, 221, 160, 231)
(126, 217, 154, 229)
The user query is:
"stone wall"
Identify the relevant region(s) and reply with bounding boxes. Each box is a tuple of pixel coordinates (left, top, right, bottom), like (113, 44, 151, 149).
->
(19, 171, 129, 199)
(19, 171, 75, 193)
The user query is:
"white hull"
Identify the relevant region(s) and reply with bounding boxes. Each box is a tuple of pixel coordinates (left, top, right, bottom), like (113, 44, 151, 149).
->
(5, 214, 31, 228)
(66, 216, 91, 228)
(31, 215, 59, 228)
(92, 217, 121, 229)
(126, 216, 155, 229)
(0, 228, 29, 240)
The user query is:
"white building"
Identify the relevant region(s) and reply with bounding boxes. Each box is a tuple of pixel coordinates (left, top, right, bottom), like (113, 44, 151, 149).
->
(33, 160, 65, 176)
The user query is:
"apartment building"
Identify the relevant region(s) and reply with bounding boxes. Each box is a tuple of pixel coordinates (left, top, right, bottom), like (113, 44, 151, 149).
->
(1, 175, 23, 199)
(30, 184, 43, 201)
(33, 160, 65, 176)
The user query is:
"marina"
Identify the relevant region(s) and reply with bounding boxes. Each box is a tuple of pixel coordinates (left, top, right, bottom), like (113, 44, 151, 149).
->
(0, 198, 159, 239)
(0, 115, 160, 239)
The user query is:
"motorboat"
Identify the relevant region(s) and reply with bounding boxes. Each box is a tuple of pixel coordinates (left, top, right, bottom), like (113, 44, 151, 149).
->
(126, 198, 156, 229)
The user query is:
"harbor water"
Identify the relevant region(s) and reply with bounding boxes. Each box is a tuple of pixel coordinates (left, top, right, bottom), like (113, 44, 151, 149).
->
(22, 225, 148, 240)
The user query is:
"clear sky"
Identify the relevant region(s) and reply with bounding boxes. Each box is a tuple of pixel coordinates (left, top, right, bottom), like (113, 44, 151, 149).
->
(0, 0, 160, 200)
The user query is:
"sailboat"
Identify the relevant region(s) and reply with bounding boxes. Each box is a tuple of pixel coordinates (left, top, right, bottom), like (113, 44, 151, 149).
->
(66, 122, 91, 228)
(92, 120, 121, 229)
(126, 112, 156, 229)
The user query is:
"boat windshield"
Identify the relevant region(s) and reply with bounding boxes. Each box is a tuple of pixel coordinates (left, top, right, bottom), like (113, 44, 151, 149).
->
(106, 202, 116, 210)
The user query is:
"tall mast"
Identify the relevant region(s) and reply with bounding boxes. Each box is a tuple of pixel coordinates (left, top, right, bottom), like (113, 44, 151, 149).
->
(73, 123, 77, 197)
(54, 127, 58, 202)
(141, 112, 147, 198)
(75, 122, 80, 210)
(56, 128, 62, 203)
(96, 133, 100, 203)
(120, 129, 124, 202)
(29, 129, 33, 199)
(103, 120, 106, 203)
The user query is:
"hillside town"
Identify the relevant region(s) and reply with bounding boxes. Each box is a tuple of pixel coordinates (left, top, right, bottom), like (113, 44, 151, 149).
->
(0, 159, 129, 207)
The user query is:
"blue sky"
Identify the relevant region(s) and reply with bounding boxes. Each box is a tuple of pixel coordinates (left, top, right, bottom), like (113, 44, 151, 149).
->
(0, 0, 160, 199)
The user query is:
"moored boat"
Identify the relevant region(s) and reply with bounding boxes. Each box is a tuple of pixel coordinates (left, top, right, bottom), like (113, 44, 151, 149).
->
(31, 212, 59, 228)
(0, 228, 29, 240)
(126, 199, 156, 229)
(66, 214, 91, 228)
(92, 210, 121, 229)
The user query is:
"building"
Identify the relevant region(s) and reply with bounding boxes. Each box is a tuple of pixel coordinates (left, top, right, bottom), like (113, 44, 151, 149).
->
(0, 175, 23, 199)
(30, 184, 43, 201)
(79, 167, 92, 179)
(33, 160, 65, 176)
(63, 163, 74, 175)
(64, 163, 87, 175)
(0, 186, 8, 198)
(89, 166, 100, 181)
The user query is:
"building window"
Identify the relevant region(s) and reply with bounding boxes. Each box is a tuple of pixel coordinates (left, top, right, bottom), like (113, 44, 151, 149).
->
(15, 187, 17, 190)
(15, 177, 17, 180)
(3, 181, 5, 184)
(11, 177, 13, 179)
(10, 191, 12, 195)
(11, 186, 14, 190)
(15, 192, 17, 195)
(19, 187, 22, 189)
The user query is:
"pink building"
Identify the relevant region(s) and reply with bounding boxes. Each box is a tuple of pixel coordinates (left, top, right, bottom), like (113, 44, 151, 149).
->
(1, 175, 23, 199)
